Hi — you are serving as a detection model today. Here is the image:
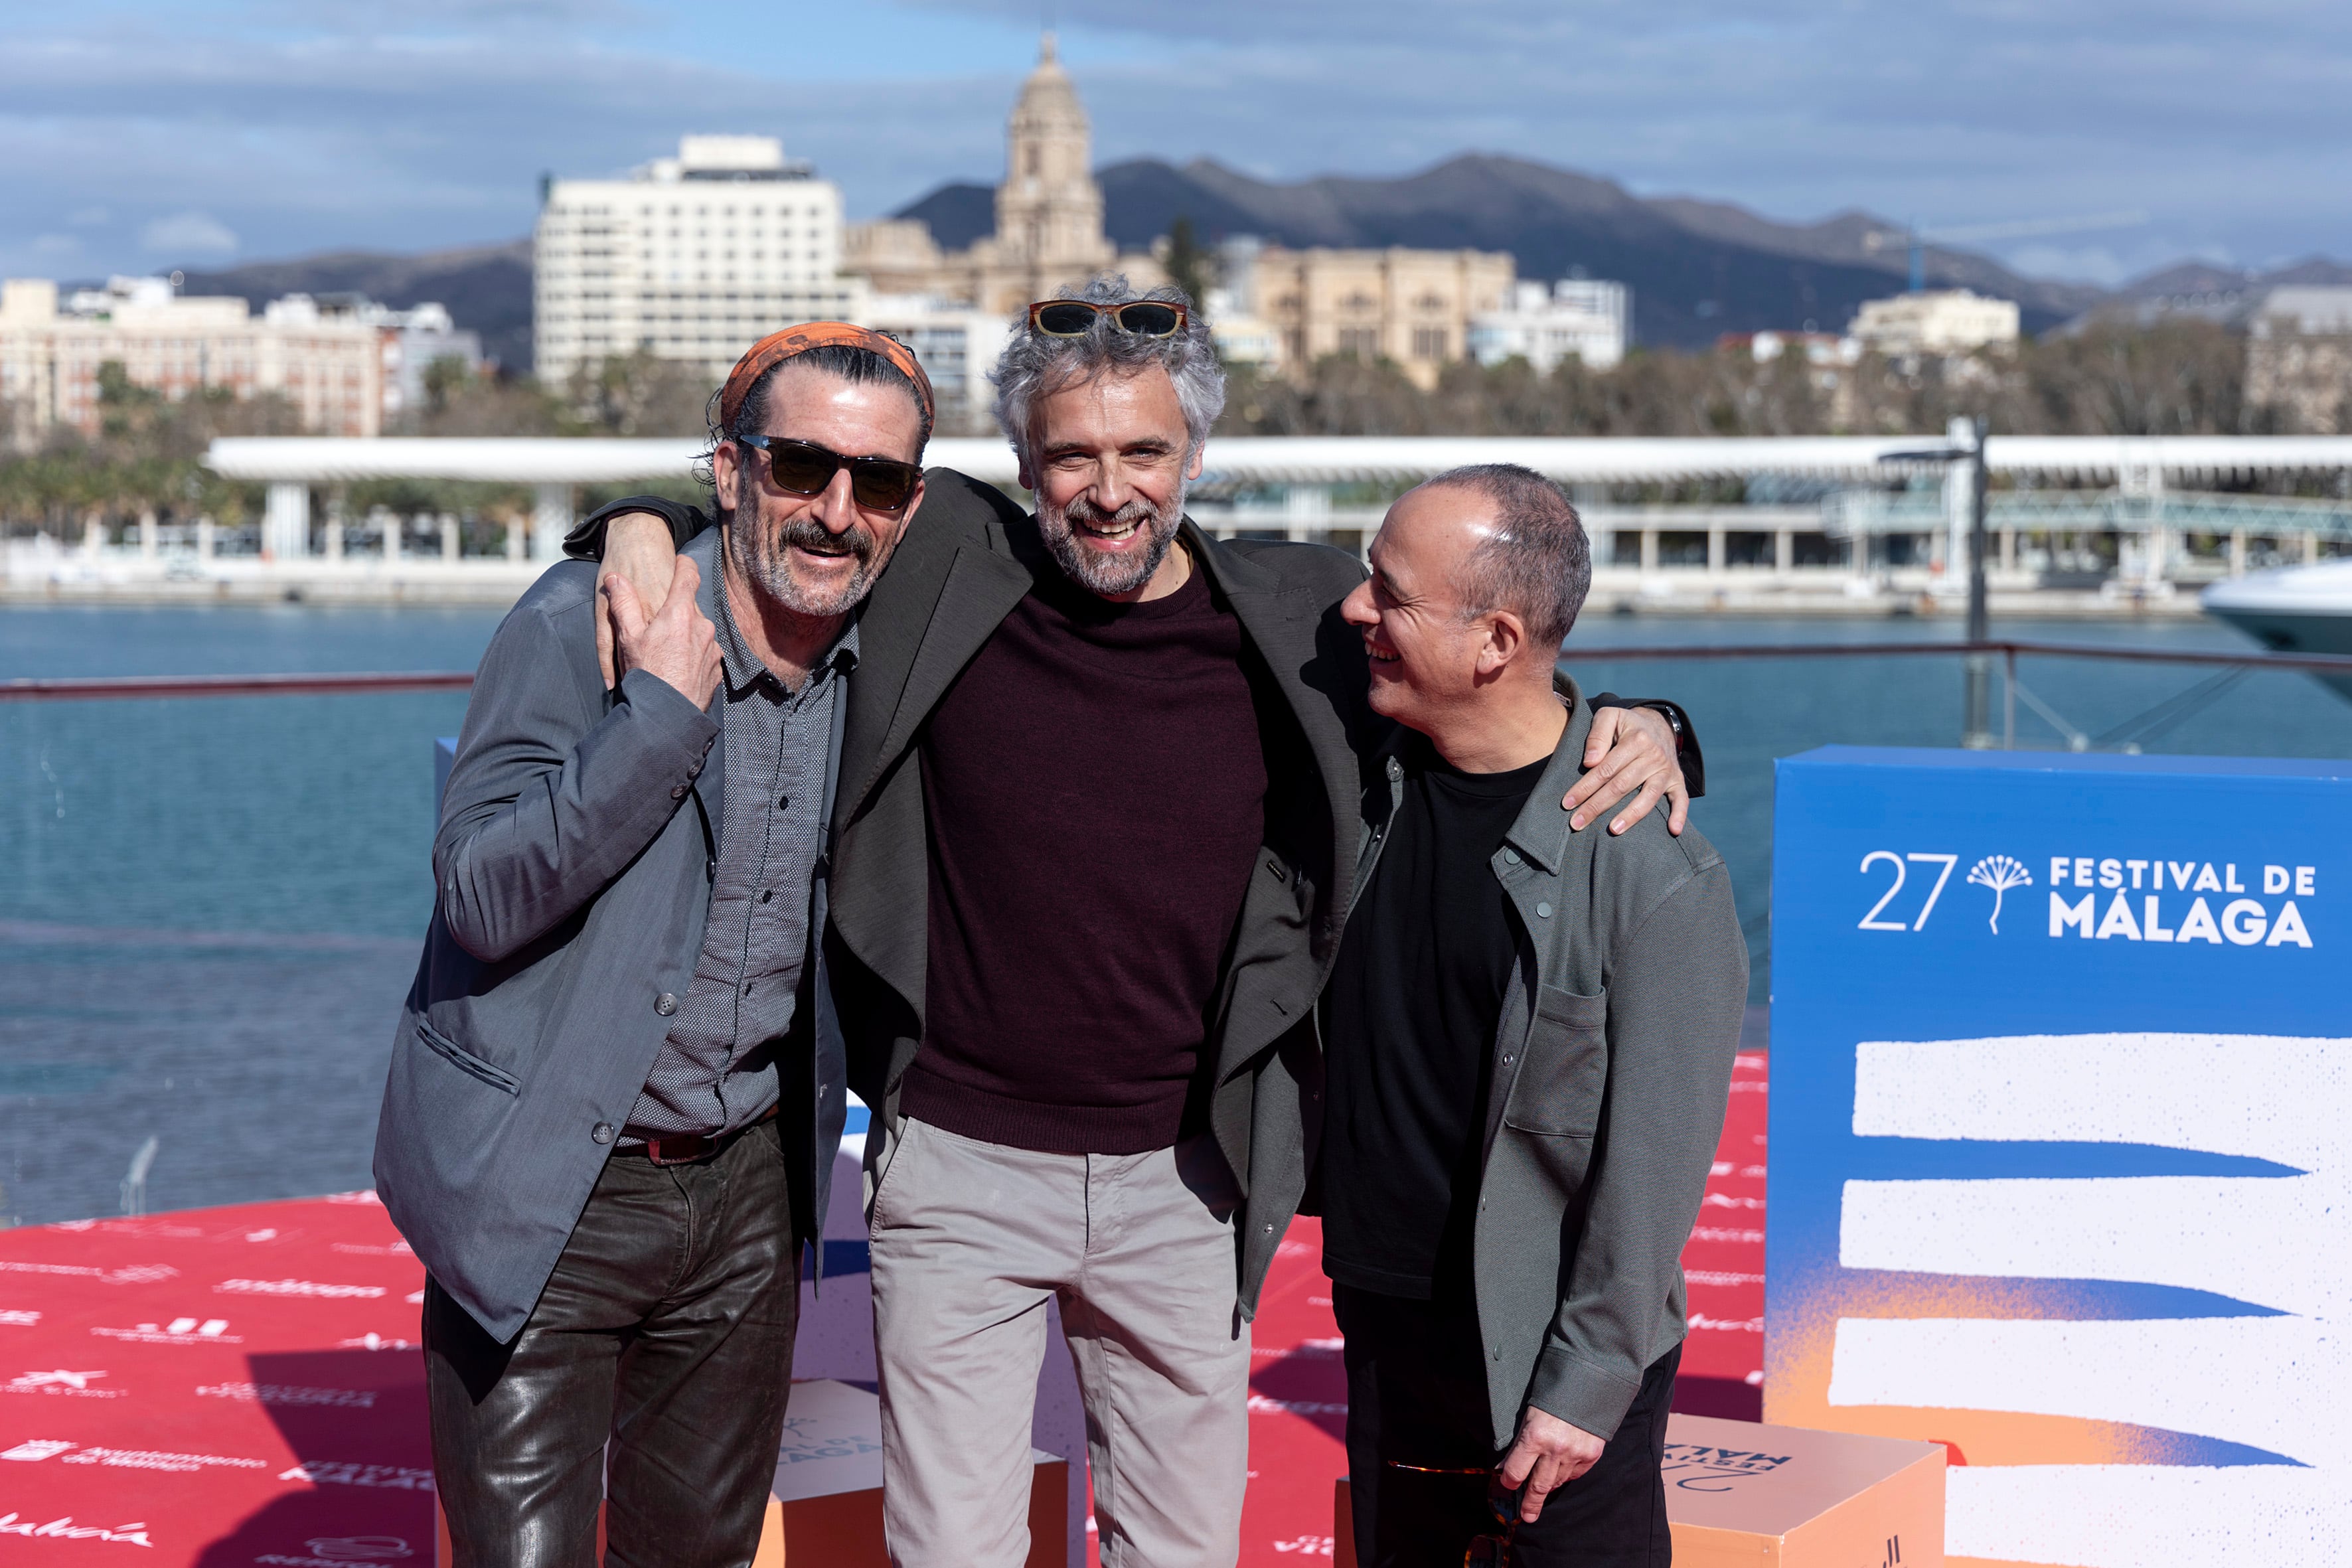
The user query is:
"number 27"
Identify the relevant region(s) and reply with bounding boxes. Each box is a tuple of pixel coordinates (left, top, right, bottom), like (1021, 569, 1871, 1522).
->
(1859, 851, 1958, 931)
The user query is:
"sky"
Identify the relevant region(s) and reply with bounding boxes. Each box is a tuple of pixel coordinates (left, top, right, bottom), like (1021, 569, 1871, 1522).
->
(4, 0, 2347, 289)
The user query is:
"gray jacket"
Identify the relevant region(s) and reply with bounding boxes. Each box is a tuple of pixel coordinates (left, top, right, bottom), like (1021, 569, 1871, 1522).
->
(1345, 678, 1746, 1448)
(372, 528, 852, 1340)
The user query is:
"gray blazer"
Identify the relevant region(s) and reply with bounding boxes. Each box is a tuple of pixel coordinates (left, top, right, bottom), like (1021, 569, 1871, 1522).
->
(373, 528, 852, 1341)
(1346, 678, 1747, 1449)
(820, 473, 1375, 1319)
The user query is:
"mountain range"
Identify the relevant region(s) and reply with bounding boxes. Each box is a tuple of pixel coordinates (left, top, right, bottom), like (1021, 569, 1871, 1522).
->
(177, 240, 535, 371)
(901, 153, 2122, 346)
(158, 153, 2346, 367)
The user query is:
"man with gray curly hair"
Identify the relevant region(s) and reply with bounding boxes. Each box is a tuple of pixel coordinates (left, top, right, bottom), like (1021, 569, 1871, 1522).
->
(990, 277, 1223, 597)
(572, 277, 1697, 1567)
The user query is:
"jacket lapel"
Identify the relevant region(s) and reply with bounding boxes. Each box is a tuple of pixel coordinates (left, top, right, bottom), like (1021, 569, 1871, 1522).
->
(686, 528, 726, 832)
(845, 538, 1034, 818)
(1190, 521, 1366, 942)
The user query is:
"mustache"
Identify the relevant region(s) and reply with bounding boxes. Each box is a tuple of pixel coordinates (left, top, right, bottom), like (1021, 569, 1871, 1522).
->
(1059, 493, 1164, 533)
(765, 515, 876, 564)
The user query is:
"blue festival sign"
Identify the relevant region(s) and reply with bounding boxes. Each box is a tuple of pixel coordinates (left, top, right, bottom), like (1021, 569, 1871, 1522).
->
(1765, 745, 2347, 1568)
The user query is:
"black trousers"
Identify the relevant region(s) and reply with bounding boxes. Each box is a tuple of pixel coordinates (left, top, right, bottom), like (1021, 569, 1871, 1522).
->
(424, 1118, 799, 1568)
(1334, 1285, 1679, 1568)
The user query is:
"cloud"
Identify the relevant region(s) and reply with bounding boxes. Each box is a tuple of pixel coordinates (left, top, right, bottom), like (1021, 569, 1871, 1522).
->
(0, 1, 2343, 285)
(32, 233, 80, 256)
(140, 211, 240, 256)
(67, 204, 108, 226)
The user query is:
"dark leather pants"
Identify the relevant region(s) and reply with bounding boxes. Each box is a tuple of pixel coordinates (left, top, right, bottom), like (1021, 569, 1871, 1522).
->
(425, 1119, 798, 1568)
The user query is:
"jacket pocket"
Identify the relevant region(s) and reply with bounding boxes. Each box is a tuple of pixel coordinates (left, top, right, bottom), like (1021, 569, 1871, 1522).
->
(416, 1018, 521, 1096)
(1502, 984, 1607, 1137)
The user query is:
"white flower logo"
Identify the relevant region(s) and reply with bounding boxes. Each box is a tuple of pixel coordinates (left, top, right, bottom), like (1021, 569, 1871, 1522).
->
(1967, 855, 2033, 933)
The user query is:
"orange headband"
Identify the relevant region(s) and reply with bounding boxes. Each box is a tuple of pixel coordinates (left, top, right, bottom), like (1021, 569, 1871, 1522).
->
(718, 322, 935, 432)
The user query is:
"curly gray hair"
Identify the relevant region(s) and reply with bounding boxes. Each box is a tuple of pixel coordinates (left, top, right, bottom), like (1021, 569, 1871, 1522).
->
(990, 275, 1225, 473)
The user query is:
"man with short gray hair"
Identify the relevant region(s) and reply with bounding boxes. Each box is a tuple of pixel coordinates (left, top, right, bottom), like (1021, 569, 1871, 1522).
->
(1326, 466, 1746, 1565)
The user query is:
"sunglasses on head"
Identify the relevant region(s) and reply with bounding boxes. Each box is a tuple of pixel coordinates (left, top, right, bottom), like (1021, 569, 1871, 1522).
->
(735, 435, 922, 512)
(1027, 299, 1189, 339)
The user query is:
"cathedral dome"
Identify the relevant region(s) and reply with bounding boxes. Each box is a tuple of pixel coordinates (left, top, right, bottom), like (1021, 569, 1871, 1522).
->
(1009, 33, 1087, 135)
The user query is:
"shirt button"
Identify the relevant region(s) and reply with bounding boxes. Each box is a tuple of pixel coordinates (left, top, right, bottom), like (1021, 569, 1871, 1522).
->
(1504, 848, 1521, 865)
(742, 982, 753, 996)
(1502, 1054, 1514, 1066)
(655, 992, 678, 1016)
(759, 890, 774, 904)
(670, 784, 687, 800)
(777, 795, 790, 811)
(591, 1122, 615, 1144)
(1536, 902, 1553, 918)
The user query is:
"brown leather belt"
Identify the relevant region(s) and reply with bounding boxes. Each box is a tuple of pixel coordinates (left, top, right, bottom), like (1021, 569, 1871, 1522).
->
(618, 1104, 778, 1166)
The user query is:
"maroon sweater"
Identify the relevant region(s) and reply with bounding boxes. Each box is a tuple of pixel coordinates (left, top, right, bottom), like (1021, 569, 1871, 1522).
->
(897, 565, 1272, 1154)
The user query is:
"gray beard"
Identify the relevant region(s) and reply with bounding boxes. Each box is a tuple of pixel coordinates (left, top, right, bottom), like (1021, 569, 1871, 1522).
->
(725, 510, 876, 619)
(1038, 485, 1186, 598)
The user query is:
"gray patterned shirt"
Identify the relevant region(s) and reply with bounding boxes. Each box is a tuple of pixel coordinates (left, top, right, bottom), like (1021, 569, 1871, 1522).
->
(621, 572, 855, 1141)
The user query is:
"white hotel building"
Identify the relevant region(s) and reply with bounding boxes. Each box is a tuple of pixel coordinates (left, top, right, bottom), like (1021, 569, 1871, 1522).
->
(533, 135, 863, 384)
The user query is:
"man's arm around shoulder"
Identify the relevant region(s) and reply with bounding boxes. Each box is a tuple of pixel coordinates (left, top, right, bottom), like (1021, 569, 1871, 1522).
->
(435, 561, 721, 963)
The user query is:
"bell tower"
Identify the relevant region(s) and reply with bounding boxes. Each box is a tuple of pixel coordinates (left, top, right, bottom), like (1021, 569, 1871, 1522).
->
(992, 33, 1113, 277)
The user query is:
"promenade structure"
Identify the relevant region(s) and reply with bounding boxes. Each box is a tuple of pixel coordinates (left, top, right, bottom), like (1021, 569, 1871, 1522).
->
(1849, 288, 2021, 357)
(0, 275, 384, 442)
(532, 135, 859, 383)
(74, 431, 2333, 611)
(1470, 278, 1632, 372)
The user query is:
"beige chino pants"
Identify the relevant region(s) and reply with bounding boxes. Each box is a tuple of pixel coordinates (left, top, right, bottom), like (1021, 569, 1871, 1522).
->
(868, 1117, 1253, 1568)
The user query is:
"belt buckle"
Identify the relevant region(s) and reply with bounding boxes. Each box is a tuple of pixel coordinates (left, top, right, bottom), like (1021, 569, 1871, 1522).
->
(643, 1132, 711, 1166)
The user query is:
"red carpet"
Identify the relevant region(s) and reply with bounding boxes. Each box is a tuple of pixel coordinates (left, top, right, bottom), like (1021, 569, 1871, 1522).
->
(0, 1051, 1764, 1567)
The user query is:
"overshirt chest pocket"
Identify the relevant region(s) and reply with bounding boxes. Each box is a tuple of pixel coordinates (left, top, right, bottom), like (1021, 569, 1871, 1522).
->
(1502, 984, 1607, 1137)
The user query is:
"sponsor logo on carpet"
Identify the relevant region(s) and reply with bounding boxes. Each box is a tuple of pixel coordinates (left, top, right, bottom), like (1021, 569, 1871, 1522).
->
(0, 1312, 42, 1328)
(3, 1439, 268, 1473)
(216, 1280, 386, 1300)
(0, 1511, 155, 1546)
(277, 1462, 434, 1492)
(91, 1317, 240, 1345)
(0, 1263, 177, 1287)
(2, 1439, 75, 1461)
(197, 1382, 376, 1410)
(6, 1370, 122, 1399)
(252, 1536, 415, 1565)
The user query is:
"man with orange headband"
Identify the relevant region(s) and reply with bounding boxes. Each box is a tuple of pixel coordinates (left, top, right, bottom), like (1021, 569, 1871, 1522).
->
(374, 324, 938, 1568)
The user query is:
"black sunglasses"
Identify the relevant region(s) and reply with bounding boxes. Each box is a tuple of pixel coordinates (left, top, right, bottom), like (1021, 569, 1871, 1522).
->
(1027, 299, 1189, 339)
(736, 435, 922, 512)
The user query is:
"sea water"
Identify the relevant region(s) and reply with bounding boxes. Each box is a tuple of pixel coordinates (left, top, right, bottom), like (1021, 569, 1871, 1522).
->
(4, 600, 2347, 1223)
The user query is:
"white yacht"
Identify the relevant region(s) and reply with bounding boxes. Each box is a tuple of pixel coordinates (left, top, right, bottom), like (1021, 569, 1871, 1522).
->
(2203, 559, 2352, 700)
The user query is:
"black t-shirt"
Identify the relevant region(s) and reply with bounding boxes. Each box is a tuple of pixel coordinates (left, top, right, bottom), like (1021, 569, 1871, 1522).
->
(1320, 736, 1549, 1300)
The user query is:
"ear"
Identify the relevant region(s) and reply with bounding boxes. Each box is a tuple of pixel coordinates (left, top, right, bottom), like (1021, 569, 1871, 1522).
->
(714, 439, 743, 513)
(1474, 607, 1528, 678)
(1184, 442, 1206, 482)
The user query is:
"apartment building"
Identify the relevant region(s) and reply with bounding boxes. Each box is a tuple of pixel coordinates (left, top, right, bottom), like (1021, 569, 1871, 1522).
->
(0, 275, 382, 441)
(534, 135, 860, 383)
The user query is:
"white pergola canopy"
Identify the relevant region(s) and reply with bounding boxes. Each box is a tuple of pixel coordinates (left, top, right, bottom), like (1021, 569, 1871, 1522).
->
(205, 433, 2352, 490)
